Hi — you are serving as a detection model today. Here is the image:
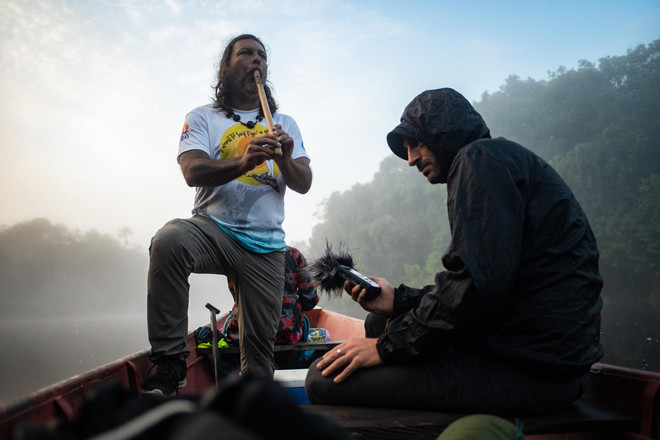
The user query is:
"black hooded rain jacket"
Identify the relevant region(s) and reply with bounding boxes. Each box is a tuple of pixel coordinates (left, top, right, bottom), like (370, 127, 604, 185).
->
(381, 88, 603, 379)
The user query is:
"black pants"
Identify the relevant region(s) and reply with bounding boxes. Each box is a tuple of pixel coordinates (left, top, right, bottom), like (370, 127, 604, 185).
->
(305, 314, 586, 416)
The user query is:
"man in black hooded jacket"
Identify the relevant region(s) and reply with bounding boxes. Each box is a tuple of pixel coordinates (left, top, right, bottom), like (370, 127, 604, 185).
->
(305, 88, 603, 415)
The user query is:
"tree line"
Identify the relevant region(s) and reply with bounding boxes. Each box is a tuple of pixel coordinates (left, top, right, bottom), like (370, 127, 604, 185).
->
(304, 40, 660, 370)
(0, 218, 148, 319)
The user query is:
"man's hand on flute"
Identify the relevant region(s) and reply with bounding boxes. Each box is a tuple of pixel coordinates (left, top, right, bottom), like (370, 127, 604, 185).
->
(271, 124, 294, 161)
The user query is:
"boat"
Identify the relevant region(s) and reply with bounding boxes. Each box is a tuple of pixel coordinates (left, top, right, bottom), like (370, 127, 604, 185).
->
(0, 307, 658, 440)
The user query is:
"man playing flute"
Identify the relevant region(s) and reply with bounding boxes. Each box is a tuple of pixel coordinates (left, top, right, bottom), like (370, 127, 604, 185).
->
(143, 34, 312, 396)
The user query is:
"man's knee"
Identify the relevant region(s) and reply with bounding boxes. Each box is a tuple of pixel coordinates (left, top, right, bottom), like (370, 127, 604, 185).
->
(365, 313, 389, 337)
(150, 219, 191, 257)
(304, 359, 330, 404)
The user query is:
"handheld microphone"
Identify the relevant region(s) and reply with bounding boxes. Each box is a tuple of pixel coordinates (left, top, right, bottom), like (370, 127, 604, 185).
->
(308, 243, 381, 301)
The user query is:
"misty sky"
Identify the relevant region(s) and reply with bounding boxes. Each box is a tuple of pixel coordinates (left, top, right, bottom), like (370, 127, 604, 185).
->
(1, 0, 658, 248)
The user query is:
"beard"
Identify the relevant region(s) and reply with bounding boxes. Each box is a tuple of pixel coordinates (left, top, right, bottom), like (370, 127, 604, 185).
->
(426, 169, 444, 184)
(418, 158, 445, 184)
(224, 66, 260, 100)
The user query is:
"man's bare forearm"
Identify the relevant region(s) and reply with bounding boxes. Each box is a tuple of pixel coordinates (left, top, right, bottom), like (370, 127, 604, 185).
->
(180, 151, 248, 187)
(180, 148, 311, 191)
(278, 157, 312, 194)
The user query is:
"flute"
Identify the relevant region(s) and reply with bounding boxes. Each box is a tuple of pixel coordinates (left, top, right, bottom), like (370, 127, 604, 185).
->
(254, 70, 282, 155)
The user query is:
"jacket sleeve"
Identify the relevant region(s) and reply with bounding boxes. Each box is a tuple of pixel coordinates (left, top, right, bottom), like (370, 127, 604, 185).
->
(377, 145, 526, 363)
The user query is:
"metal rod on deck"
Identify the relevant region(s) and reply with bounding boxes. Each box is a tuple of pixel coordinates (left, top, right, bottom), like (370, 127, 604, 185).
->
(205, 302, 221, 392)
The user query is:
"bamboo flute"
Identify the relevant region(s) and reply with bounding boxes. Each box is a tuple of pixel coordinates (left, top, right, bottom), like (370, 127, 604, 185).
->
(254, 70, 282, 155)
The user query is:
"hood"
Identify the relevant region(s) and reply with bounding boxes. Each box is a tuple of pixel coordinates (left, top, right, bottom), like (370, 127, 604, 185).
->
(387, 88, 491, 182)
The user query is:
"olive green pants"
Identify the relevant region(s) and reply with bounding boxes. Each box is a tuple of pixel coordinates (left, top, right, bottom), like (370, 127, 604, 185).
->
(147, 215, 284, 377)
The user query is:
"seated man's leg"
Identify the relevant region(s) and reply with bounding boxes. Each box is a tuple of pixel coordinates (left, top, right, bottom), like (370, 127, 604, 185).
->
(305, 347, 585, 416)
(365, 313, 388, 337)
(235, 249, 285, 377)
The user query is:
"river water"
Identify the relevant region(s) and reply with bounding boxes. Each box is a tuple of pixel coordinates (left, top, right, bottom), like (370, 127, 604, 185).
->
(2, 300, 656, 407)
(0, 313, 214, 406)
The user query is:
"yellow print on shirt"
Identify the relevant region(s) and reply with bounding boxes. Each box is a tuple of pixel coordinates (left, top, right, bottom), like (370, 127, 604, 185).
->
(218, 123, 281, 187)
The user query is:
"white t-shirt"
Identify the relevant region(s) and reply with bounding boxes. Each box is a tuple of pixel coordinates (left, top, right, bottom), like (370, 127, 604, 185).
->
(178, 104, 310, 253)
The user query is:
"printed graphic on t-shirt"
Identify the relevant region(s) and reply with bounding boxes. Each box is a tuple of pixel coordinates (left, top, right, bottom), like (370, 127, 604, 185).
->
(180, 123, 189, 142)
(218, 123, 280, 190)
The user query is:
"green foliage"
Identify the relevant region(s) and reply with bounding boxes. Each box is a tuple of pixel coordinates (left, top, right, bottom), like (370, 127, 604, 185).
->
(0, 218, 148, 318)
(308, 156, 446, 288)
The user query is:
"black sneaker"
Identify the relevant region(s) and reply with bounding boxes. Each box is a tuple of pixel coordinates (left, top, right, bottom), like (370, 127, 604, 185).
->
(142, 358, 187, 397)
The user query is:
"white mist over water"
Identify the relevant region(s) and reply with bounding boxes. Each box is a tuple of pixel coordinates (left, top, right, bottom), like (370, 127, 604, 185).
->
(0, 275, 235, 406)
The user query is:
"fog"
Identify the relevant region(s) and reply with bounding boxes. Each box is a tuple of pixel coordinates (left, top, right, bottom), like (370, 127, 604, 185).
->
(1, 0, 659, 405)
(2, 1, 657, 247)
(0, 223, 238, 404)
(0, 219, 366, 404)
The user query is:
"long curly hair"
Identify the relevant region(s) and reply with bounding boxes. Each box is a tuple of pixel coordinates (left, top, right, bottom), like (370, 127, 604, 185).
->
(212, 34, 278, 118)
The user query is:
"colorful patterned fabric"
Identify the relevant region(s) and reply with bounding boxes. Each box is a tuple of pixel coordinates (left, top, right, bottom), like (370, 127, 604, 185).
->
(224, 246, 319, 345)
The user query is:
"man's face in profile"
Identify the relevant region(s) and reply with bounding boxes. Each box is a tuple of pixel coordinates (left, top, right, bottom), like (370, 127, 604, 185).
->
(404, 136, 442, 184)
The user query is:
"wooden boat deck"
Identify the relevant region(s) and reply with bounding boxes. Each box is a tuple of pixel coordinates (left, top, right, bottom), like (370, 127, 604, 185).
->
(304, 399, 640, 440)
(302, 359, 658, 440)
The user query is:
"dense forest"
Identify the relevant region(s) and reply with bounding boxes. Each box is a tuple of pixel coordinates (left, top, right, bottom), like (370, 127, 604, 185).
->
(1, 41, 658, 370)
(305, 40, 660, 370)
(0, 219, 148, 318)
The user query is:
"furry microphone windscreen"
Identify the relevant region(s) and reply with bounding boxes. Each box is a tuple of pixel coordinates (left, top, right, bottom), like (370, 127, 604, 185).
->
(307, 242, 356, 298)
